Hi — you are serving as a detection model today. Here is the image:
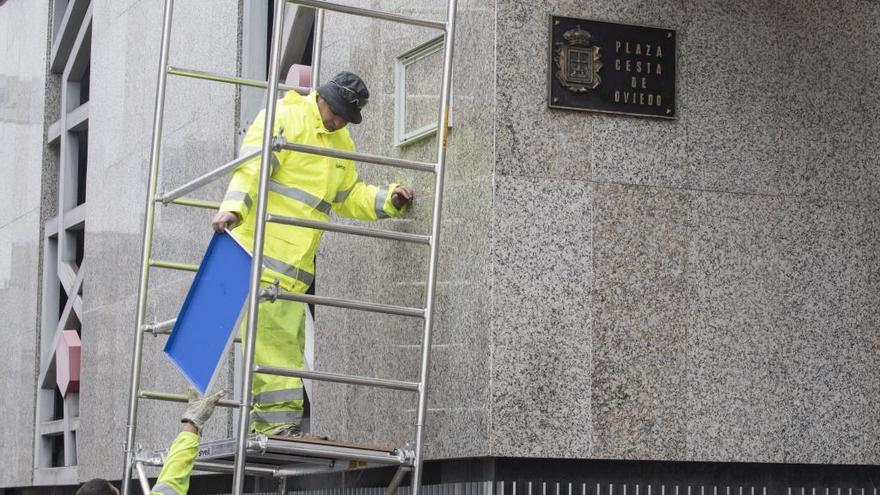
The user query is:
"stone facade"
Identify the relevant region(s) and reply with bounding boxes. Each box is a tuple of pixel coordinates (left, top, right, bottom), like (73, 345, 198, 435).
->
(79, 0, 241, 482)
(0, 3, 48, 485)
(317, 0, 880, 465)
(311, 0, 495, 459)
(490, 0, 880, 464)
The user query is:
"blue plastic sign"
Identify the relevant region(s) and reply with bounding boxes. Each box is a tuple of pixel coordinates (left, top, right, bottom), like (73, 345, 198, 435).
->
(164, 231, 252, 394)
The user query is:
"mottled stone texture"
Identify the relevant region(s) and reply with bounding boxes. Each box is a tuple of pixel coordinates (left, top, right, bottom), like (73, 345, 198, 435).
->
(0, 0, 49, 487)
(77, 0, 240, 482)
(591, 184, 688, 460)
(686, 192, 789, 463)
(490, 176, 592, 457)
(492, 0, 880, 465)
(686, 195, 880, 464)
(0, 211, 42, 487)
(312, 0, 495, 458)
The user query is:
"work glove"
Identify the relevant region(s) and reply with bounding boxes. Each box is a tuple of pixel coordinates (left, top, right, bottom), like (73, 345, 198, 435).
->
(391, 185, 414, 209)
(181, 388, 226, 433)
(211, 210, 240, 233)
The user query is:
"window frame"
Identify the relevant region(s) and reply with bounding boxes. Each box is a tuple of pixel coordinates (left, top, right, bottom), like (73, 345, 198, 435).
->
(393, 35, 452, 148)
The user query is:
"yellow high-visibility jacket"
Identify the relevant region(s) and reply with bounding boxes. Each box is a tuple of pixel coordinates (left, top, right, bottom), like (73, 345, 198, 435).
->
(219, 91, 407, 292)
(150, 431, 198, 495)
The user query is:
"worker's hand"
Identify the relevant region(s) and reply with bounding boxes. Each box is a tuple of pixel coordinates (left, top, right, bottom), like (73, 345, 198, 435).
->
(211, 211, 239, 232)
(181, 388, 226, 433)
(391, 185, 414, 209)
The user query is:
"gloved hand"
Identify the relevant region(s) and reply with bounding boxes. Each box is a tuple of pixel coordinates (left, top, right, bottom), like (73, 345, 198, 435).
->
(181, 388, 226, 433)
(391, 185, 414, 209)
(211, 211, 240, 232)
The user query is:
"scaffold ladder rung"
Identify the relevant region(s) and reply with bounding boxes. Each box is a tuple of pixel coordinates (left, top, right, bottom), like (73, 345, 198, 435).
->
(270, 290, 425, 318)
(185, 460, 336, 478)
(267, 214, 431, 245)
(157, 149, 261, 203)
(138, 390, 241, 409)
(278, 138, 437, 173)
(141, 323, 244, 343)
(168, 66, 310, 95)
(259, 437, 409, 466)
(191, 460, 280, 477)
(167, 198, 221, 210)
(254, 365, 420, 392)
(288, 0, 446, 30)
(149, 259, 198, 272)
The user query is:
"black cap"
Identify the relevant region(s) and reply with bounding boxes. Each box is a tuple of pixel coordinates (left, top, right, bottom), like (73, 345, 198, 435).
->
(317, 71, 369, 124)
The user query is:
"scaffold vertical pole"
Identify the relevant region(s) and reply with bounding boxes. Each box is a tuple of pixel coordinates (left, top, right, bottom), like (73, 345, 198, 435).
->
(411, 0, 458, 494)
(121, 0, 174, 493)
(311, 8, 324, 89)
(231, 0, 287, 493)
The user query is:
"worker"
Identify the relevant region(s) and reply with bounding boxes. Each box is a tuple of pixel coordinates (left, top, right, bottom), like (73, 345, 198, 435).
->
(211, 71, 414, 436)
(75, 389, 226, 495)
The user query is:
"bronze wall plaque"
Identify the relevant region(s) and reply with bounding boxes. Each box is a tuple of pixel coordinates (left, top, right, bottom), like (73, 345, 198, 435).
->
(549, 16, 676, 119)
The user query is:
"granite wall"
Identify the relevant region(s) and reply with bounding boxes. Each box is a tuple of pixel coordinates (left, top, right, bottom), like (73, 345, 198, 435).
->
(78, 0, 240, 481)
(313, 0, 880, 465)
(311, 0, 495, 458)
(78, 0, 880, 473)
(0, 0, 49, 486)
(493, 0, 880, 464)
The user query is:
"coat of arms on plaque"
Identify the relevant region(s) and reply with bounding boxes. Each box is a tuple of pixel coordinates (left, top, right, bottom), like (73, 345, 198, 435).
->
(554, 26, 602, 92)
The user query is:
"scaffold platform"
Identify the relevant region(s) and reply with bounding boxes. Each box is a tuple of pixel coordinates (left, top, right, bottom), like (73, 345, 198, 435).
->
(137, 434, 412, 479)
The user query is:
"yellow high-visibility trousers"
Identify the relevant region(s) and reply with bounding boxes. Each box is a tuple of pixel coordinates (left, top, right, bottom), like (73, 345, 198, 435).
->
(241, 282, 306, 433)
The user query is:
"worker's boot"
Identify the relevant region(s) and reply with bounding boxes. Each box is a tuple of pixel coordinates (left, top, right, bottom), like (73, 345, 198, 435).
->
(266, 423, 302, 437)
(265, 422, 330, 441)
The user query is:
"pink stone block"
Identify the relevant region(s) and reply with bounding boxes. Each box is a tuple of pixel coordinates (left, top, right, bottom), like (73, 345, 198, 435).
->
(286, 64, 312, 88)
(55, 330, 81, 397)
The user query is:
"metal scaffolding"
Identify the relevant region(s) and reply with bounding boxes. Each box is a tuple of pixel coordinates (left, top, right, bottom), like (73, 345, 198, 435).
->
(120, 0, 458, 494)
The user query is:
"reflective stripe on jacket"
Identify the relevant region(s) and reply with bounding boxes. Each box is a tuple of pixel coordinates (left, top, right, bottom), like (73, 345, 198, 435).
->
(150, 431, 198, 495)
(220, 90, 407, 292)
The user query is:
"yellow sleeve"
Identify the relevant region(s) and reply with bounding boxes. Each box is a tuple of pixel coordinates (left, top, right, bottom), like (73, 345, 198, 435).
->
(218, 109, 284, 220)
(150, 431, 199, 495)
(331, 166, 407, 220)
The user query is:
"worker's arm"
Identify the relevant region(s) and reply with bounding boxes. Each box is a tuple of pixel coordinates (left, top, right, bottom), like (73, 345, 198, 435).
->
(150, 429, 199, 495)
(331, 166, 413, 220)
(213, 109, 284, 231)
(151, 389, 226, 495)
